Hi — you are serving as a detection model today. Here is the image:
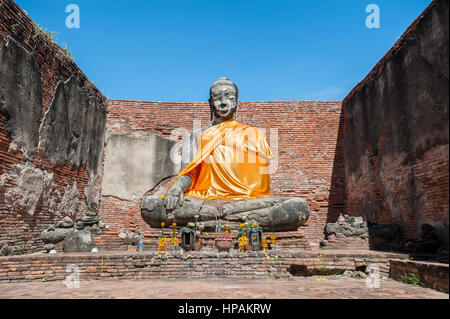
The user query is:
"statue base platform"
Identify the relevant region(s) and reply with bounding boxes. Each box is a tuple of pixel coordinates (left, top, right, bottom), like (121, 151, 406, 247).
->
(141, 228, 311, 251)
(88, 226, 314, 253)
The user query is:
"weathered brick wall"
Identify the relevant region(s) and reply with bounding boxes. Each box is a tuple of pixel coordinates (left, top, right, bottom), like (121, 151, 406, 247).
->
(390, 259, 449, 293)
(0, 250, 405, 282)
(0, 0, 107, 253)
(101, 100, 345, 247)
(343, 0, 449, 247)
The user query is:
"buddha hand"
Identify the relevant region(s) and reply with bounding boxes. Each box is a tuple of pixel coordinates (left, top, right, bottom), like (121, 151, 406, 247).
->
(163, 175, 192, 210)
(164, 185, 184, 210)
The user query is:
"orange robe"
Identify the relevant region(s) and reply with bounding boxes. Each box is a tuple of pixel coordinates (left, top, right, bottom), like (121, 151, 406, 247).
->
(164, 119, 273, 201)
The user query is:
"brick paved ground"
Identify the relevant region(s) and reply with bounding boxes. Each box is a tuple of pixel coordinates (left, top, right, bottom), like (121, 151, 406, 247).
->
(0, 276, 447, 299)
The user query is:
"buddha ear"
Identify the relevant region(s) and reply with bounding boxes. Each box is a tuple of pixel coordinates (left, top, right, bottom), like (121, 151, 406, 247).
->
(208, 98, 214, 121)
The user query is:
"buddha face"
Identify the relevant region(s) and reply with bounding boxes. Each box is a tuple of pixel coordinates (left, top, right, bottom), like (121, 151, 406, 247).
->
(209, 84, 238, 122)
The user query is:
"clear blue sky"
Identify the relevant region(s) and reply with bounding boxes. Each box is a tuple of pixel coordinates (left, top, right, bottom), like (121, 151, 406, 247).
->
(16, 0, 431, 102)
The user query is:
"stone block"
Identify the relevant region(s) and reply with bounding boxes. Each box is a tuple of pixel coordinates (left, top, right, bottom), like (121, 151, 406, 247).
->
(63, 230, 94, 253)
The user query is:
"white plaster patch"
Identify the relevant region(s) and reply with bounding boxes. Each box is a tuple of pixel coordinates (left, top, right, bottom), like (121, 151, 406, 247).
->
(101, 134, 180, 201)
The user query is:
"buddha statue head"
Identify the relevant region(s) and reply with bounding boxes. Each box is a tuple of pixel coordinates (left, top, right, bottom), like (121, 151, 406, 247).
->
(209, 77, 239, 123)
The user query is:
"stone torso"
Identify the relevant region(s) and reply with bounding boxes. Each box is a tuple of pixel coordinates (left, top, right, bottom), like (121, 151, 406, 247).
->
(183, 120, 273, 201)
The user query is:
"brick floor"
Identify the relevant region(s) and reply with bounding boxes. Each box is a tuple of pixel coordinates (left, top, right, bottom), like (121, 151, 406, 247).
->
(0, 276, 447, 299)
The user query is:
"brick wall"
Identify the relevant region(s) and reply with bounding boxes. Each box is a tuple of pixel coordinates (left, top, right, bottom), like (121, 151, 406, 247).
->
(0, 250, 405, 282)
(100, 100, 345, 247)
(343, 0, 449, 247)
(390, 259, 449, 293)
(0, 0, 107, 252)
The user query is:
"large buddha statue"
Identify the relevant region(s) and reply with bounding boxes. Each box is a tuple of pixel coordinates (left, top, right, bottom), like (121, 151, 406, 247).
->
(141, 78, 310, 231)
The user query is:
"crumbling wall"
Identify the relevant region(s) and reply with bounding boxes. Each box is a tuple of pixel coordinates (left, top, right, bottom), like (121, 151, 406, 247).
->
(343, 0, 449, 247)
(39, 77, 106, 173)
(0, 36, 41, 160)
(0, 0, 107, 253)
